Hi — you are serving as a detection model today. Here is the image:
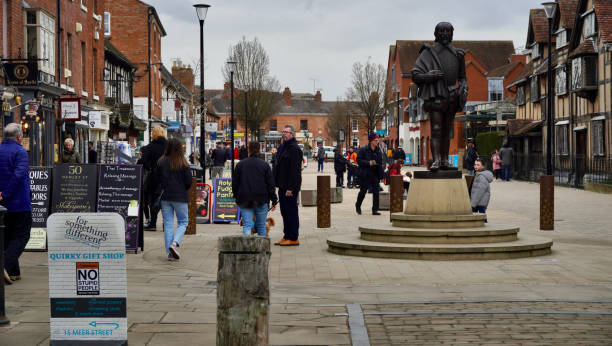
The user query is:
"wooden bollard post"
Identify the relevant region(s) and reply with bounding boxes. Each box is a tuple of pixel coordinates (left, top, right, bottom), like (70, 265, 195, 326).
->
(317, 175, 330, 228)
(540, 175, 554, 230)
(186, 177, 197, 235)
(389, 175, 404, 221)
(217, 236, 270, 345)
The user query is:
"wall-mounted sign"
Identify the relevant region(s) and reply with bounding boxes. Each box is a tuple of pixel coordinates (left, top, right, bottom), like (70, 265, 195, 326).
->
(47, 213, 127, 345)
(3, 62, 39, 86)
(59, 98, 81, 121)
(204, 122, 218, 132)
(89, 111, 102, 129)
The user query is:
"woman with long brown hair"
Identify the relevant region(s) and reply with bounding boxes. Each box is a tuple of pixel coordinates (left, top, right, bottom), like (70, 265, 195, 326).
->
(157, 138, 192, 260)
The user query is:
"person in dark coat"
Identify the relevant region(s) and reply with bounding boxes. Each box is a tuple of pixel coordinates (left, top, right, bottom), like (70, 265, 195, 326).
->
(238, 145, 248, 160)
(499, 140, 514, 181)
(141, 126, 168, 231)
(355, 133, 384, 215)
(274, 125, 303, 246)
(88, 141, 98, 163)
(333, 146, 349, 188)
(0, 123, 32, 283)
(393, 147, 406, 162)
(233, 141, 278, 236)
(211, 142, 227, 179)
(59, 138, 81, 163)
(316, 143, 325, 172)
(158, 138, 193, 260)
(465, 142, 478, 175)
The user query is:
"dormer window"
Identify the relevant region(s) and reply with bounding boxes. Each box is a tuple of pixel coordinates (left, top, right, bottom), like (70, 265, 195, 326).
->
(556, 29, 568, 49)
(583, 11, 596, 38)
(531, 43, 540, 59)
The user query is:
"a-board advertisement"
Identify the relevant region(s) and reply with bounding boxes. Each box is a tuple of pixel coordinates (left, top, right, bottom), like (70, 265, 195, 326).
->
(212, 178, 240, 223)
(96, 164, 141, 251)
(196, 183, 211, 224)
(47, 213, 127, 345)
(25, 166, 52, 251)
(51, 164, 98, 213)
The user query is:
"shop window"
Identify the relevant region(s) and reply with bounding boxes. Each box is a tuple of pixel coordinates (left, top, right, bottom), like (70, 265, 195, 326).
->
(24, 9, 55, 77)
(555, 65, 567, 96)
(592, 120, 605, 156)
(556, 124, 568, 155)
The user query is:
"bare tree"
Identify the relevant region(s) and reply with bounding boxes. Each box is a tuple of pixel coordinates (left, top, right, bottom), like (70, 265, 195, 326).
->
(347, 58, 388, 134)
(222, 37, 280, 140)
(326, 101, 351, 144)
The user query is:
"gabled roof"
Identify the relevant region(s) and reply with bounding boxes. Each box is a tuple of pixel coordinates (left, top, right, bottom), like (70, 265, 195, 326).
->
(487, 61, 523, 78)
(506, 61, 535, 88)
(395, 40, 515, 74)
(556, 0, 579, 29)
(526, 9, 549, 46)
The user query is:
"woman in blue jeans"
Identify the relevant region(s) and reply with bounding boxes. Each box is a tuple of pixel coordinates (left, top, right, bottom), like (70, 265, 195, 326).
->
(232, 141, 278, 235)
(157, 138, 192, 260)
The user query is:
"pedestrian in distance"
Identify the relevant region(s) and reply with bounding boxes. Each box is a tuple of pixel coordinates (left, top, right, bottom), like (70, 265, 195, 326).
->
(238, 144, 248, 160)
(355, 133, 384, 215)
(232, 141, 278, 236)
(141, 126, 168, 231)
(274, 125, 303, 246)
(347, 147, 358, 188)
(157, 138, 193, 260)
(59, 137, 81, 163)
(393, 146, 406, 162)
(492, 149, 502, 180)
(0, 123, 32, 284)
(499, 141, 514, 181)
(88, 141, 97, 164)
(470, 158, 494, 222)
(465, 142, 478, 175)
(207, 148, 214, 179)
(334, 146, 349, 188)
(211, 142, 227, 179)
(316, 143, 325, 173)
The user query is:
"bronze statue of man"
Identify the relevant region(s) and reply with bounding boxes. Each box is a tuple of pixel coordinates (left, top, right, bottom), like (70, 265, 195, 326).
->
(412, 22, 468, 170)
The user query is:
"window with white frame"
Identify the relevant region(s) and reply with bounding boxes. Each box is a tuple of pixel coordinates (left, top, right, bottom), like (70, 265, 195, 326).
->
(555, 65, 567, 95)
(556, 29, 568, 49)
(103, 12, 111, 36)
(488, 78, 504, 101)
(351, 136, 359, 148)
(556, 123, 569, 155)
(592, 120, 605, 156)
(531, 43, 540, 59)
(24, 9, 55, 77)
(584, 11, 596, 38)
(352, 118, 359, 132)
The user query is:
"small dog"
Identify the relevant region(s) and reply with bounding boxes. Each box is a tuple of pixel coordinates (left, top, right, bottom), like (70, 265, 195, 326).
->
(239, 217, 275, 236)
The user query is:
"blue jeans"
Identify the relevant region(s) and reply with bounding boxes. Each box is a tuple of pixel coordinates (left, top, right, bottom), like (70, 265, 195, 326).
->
(472, 206, 487, 223)
(318, 159, 324, 172)
(502, 165, 511, 181)
(239, 204, 269, 236)
(161, 200, 189, 254)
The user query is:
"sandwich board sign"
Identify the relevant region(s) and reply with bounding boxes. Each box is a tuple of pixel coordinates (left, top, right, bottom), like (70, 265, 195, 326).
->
(47, 213, 127, 346)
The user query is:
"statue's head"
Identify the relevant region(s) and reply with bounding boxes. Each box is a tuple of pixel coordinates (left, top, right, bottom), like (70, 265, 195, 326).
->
(434, 22, 454, 45)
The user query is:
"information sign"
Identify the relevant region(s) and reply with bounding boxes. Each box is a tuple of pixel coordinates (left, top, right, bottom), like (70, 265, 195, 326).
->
(47, 213, 127, 345)
(212, 178, 239, 223)
(59, 98, 81, 121)
(51, 164, 98, 213)
(25, 166, 51, 251)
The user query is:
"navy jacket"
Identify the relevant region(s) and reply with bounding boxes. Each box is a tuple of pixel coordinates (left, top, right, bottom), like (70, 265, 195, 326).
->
(275, 138, 302, 192)
(0, 139, 31, 212)
(232, 155, 278, 207)
(158, 158, 192, 203)
(357, 144, 384, 184)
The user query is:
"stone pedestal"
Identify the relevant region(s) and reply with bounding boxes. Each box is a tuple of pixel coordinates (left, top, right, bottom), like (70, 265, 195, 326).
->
(404, 170, 471, 216)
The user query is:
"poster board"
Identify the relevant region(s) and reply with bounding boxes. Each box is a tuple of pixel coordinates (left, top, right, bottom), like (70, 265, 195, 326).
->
(96, 164, 142, 251)
(196, 183, 211, 224)
(51, 164, 98, 213)
(47, 213, 127, 346)
(212, 178, 240, 223)
(25, 166, 52, 251)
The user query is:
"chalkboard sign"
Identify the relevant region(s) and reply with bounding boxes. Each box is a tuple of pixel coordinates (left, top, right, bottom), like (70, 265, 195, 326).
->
(97, 164, 142, 251)
(51, 164, 98, 213)
(25, 166, 52, 251)
(212, 177, 240, 223)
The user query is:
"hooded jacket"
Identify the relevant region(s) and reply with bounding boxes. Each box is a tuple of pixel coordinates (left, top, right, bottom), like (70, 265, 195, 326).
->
(0, 139, 31, 212)
(470, 169, 494, 208)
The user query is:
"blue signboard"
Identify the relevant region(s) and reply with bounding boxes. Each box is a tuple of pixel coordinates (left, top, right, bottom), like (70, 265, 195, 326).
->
(448, 155, 459, 168)
(405, 154, 412, 165)
(376, 129, 386, 136)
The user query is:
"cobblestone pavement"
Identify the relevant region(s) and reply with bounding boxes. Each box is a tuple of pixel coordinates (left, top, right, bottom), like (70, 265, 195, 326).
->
(1, 162, 612, 345)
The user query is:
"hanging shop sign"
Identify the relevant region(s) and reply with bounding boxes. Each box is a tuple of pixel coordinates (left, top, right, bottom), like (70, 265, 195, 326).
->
(3, 62, 39, 86)
(59, 98, 81, 121)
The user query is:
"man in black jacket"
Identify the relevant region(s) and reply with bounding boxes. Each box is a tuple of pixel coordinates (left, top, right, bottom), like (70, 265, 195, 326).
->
(238, 145, 248, 160)
(334, 146, 349, 188)
(274, 125, 303, 246)
(211, 142, 227, 179)
(355, 133, 384, 215)
(393, 147, 406, 162)
(141, 127, 168, 230)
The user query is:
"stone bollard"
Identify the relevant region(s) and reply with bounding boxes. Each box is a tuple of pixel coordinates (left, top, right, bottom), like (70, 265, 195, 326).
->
(0, 206, 9, 325)
(540, 175, 554, 231)
(217, 236, 270, 346)
(389, 175, 404, 221)
(317, 175, 330, 228)
(186, 177, 197, 235)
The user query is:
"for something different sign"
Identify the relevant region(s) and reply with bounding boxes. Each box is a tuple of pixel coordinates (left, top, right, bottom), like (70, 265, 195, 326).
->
(212, 178, 239, 223)
(47, 213, 127, 345)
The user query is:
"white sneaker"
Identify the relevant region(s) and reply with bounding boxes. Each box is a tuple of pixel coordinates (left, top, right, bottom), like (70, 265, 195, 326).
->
(169, 243, 180, 259)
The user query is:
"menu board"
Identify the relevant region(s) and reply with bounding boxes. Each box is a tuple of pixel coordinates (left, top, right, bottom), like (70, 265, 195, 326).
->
(51, 164, 98, 214)
(212, 178, 240, 223)
(47, 213, 127, 344)
(25, 166, 52, 251)
(96, 164, 141, 251)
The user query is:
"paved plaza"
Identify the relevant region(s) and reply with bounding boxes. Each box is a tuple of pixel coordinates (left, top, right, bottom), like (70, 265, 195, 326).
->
(2, 161, 612, 345)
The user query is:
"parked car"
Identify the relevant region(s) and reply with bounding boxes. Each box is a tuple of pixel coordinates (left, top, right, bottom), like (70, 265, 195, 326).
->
(323, 146, 335, 159)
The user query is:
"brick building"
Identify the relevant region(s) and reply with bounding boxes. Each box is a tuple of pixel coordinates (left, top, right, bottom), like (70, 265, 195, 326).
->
(386, 40, 515, 165)
(103, 0, 166, 143)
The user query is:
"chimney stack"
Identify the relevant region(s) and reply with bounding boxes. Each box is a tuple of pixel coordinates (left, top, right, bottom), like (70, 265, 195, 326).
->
(171, 60, 195, 92)
(282, 87, 292, 106)
(315, 90, 322, 103)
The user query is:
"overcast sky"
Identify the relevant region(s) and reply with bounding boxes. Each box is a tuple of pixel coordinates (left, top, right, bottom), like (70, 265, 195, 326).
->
(148, 0, 539, 100)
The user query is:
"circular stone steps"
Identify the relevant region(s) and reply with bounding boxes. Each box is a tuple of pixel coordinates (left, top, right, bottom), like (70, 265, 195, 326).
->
(358, 224, 519, 244)
(391, 213, 486, 229)
(327, 234, 553, 260)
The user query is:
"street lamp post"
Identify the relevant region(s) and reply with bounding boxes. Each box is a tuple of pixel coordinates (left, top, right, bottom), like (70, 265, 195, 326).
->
(245, 88, 249, 146)
(194, 4, 210, 184)
(541, 1, 556, 231)
(227, 61, 237, 176)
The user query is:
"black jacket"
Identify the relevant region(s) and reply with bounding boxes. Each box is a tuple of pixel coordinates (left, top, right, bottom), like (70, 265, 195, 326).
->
(88, 149, 98, 164)
(211, 147, 227, 166)
(141, 137, 168, 186)
(232, 155, 278, 207)
(392, 148, 406, 161)
(334, 150, 348, 172)
(238, 147, 248, 160)
(465, 146, 478, 170)
(357, 144, 384, 183)
(158, 158, 192, 203)
(274, 138, 302, 192)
